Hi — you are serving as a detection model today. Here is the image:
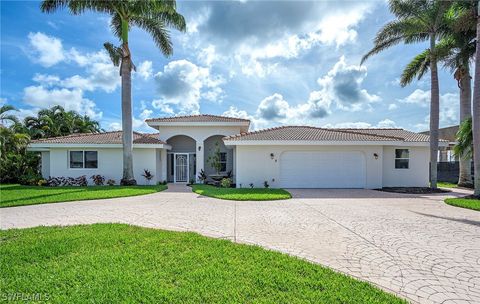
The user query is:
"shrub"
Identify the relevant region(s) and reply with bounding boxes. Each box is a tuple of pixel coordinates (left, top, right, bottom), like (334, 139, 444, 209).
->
(264, 181, 269, 188)
(37, 179, 47, 187)
(157, 180, 167, 185)
(106, 179, 115, 186)
(197, 169, 207, 184)
(220, 178, 232, 188)
(142, 169, 154, 184)
(46, 176, 87, 187)
(90, 175, 105, 186)
(189, 178, 195, 185)
(18, 172, 42, 186)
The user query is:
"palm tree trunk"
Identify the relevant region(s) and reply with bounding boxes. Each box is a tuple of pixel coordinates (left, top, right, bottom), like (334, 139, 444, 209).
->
(429, 34, 440, 189)
(458, 67, 473, 187)
(472, 7, 480, 196)
(120, 43, 136, 185)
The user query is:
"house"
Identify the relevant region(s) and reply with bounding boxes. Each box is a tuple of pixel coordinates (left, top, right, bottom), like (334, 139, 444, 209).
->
(420, 125, 459, 162)
(28, 114, 446, 188)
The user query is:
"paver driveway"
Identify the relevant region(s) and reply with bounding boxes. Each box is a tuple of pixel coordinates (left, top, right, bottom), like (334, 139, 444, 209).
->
(1, 185, 479, 304)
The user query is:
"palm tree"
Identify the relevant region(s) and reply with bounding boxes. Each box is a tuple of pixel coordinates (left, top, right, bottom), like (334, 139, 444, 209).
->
(41, 0, 186, 185)
(361, 0, 451, 189)
(0, 105, 19, 126)
(472, 2, 480, 196)
(454, 117, 473, 160)
(399, 30, 475, 187)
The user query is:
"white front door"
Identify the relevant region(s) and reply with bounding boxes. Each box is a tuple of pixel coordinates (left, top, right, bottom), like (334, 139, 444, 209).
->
(279, 151, 366, 188)
(174, 153, 189, 183)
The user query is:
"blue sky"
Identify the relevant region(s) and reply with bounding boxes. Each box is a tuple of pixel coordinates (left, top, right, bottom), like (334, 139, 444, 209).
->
(1, 0, 461, 132)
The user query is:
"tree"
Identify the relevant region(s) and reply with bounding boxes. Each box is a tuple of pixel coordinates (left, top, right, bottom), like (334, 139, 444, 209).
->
(41, 0, 186, 185)
(0, 105, 19, 126)
(454, 117, 473, 160)
(399, 17, 475, 186)
(362, 0, 451, 189)
(472, 1, 480, 196)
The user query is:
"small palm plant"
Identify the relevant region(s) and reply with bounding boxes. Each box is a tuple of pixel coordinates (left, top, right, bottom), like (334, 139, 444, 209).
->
(142, 169, 154, 185)
(207, 142, 223, 175)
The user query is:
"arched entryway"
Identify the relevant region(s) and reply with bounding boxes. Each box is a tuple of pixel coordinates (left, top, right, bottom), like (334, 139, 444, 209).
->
(166, 135, 196, 183)
(203, 135, 234, 181)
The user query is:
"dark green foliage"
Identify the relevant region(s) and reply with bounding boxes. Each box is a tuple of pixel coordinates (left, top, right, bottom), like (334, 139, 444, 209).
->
(454, 117, 473, 158)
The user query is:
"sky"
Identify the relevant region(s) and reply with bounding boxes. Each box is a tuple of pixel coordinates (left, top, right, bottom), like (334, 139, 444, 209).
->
(0, 0, 462, 133)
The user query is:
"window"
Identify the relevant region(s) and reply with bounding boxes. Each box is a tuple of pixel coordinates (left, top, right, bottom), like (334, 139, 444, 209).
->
(220, 152, 227, 172)
(395, 149, 409, 169)
(69, 151, 98, 169)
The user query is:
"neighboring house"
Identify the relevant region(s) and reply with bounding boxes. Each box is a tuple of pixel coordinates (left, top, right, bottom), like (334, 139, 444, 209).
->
(420, 125, 458, 162)
(28, 114, 446, 188)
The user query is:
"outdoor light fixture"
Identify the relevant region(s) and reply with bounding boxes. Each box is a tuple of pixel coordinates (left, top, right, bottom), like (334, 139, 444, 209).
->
(374, 153, 379, 160)
(198, 146, 202, 151)
(270, 153, 275, 159)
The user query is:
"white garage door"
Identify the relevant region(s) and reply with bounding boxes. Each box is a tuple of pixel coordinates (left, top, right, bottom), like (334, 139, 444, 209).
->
(279, 151, 366, 188)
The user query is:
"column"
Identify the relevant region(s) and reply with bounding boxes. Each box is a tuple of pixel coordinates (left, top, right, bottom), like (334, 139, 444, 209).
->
(196, 140, 204, 183)
(160, 149, 167, 182)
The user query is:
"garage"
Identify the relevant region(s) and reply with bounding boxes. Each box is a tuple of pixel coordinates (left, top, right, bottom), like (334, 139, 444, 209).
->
(279, 151, 366, 188)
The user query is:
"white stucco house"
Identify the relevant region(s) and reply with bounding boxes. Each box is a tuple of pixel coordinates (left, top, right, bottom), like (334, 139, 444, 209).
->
(28, 114, 445, 188)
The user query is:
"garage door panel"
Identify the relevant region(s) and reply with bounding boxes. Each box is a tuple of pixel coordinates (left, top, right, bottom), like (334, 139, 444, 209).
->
(279, 151, 366, 188)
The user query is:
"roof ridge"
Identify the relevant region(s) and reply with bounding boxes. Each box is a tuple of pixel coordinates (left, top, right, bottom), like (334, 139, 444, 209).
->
(145, 113, 251, 122)
(326, 128, 406, 141)
(32, 131, 118, 142)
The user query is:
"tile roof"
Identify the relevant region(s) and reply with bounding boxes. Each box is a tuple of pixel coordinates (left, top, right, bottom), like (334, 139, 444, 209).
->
(223, 126, 439, 142)
(30, 131, 166, 145)
(145, 114, 250, 123)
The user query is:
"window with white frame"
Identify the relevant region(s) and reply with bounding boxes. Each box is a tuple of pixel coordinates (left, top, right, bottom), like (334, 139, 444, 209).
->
(395, 149, 409, 169)
(220, 152, 227, 172)
(69, 151, 98, 169)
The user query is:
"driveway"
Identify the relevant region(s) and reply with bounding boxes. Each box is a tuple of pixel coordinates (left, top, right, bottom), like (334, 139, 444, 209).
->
(1, 185, 479, 304)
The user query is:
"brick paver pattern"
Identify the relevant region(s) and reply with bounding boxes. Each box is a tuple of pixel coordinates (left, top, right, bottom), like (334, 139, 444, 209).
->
(1, 185, 479, 304)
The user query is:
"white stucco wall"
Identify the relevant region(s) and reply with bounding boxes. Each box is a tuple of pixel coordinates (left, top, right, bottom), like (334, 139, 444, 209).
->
(382, 146, 430, 187)
(155, 125, 243, 182)
(46, 148, 160, 185)
(235, 145, 384, 189)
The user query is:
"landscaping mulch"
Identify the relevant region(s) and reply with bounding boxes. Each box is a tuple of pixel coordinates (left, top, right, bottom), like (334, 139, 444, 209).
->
(376, 187, 451, 194)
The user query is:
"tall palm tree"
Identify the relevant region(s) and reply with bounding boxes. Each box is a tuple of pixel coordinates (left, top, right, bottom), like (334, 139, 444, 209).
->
(400, 30, 475, 187)
(41, 0, 186, 185)
(472, 1, 480, 196)
(361, 0, 451, 189)
(0, 105, 19, 126)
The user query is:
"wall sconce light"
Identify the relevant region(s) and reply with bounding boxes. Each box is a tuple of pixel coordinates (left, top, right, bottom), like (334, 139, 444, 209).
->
(270, 153, 275, 159)
(198, 146, 202, 151)
(373, 153, 379, 160)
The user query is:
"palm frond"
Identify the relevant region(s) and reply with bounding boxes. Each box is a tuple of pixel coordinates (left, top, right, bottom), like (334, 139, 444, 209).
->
(130, 16, 174, 56)
(400, 50, 430, 87)
(103, 42, 122, 66)
(454, 117, 473, 158)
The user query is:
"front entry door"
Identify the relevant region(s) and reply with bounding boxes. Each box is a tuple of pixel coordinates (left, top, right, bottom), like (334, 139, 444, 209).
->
(174, 153, 189, 183)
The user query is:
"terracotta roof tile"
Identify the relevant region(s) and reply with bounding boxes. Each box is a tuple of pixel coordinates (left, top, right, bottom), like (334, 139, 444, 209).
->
(223, 126, 440, 142)
(30, 131, 165, 145)
(145, 114, 250, 123)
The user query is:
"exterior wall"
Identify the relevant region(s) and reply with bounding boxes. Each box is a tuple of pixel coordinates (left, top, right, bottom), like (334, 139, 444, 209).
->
(382, 146, 430, 187)
(235, 145, 383, 189)
(47, 148, 160, 185)
(40, 151, 50, 178)
(155, 126, 243, 182)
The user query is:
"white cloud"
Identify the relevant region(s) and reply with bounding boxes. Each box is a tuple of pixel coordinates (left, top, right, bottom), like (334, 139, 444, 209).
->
(28, 32, 65, 67)
(388, 103, 398, 110)
(323, 119, 398, 129)
(152, 59, 225, 114)
(108, 122, 122, 131)
(22, 85, 102, 119)
(398, 89, 430, 106)
(256, 93, 290, 120)
(222, 106, 251, 120)
(136, 61, 153, 80)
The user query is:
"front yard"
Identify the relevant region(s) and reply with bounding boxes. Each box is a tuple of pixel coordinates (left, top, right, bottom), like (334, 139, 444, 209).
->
(0, 224, 405, 303)
(192, 184, 291, 201)
(0, 184, 167, 208)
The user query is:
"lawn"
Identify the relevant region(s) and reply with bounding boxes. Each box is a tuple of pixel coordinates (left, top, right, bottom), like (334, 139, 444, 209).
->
(445, 197, 480, 211)
(437, 182, 458, 188)
(0, 224, 405, 303)
(192, 184, 291, 201)
(0, 184, 167, 208)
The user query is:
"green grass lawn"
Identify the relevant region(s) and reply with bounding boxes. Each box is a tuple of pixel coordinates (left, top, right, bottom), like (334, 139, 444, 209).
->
(0, 224, 405, 303)
(437, 182, 458, 188)
(0, 184, 167, 208)
(192, 184, 291, 201)
(445, 197, 480, 211)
